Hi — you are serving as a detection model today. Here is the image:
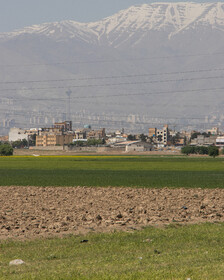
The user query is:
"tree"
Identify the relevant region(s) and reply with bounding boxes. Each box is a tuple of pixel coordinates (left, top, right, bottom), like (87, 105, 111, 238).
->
(22, 138, 28, 147)
(181, 146, 193, 155)
(87, 139, 103, 146)
(191, 132, 201, 140)
(198, 146, 208, 155)
(75, 141, 85, 146)
(127, 134, 136, 141)
(12, 138, 28, 148)
(139, 134, 146, 142)
(181, 145, 209, 155)
(0, 144, 13, 156)
(202, 132, 211, 137)
(29, 134, 36, 146)
(208, 146, 219, 158)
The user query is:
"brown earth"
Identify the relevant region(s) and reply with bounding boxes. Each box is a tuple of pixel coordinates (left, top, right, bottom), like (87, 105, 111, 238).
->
(0, 186, 224, 240)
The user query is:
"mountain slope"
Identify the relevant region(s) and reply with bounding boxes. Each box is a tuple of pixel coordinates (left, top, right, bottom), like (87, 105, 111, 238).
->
(0, 2, 224, 132)
(88, 2, 224, 47)
(1, 3, 224, 45)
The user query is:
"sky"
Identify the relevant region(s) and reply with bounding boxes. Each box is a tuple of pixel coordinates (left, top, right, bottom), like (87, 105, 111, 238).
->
(0, 0, 218, 33)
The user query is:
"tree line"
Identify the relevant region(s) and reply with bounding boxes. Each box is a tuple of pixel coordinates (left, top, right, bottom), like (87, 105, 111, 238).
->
(181, 145, 220, 157)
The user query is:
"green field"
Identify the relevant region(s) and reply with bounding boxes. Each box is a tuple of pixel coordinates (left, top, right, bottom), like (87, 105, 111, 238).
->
(1, 223, 224, 280)
(1, 155, 224, 279)
(0, 155, 224, 188)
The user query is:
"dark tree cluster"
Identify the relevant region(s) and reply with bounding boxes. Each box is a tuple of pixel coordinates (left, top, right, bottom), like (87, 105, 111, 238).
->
(191, 132, 211, 140)
(127, 134, 136, 141)
(11, 139, 28, 148)
(70, 139, 105, 147)
(181, 145, 219, 157)
(0, 143, 13, 156)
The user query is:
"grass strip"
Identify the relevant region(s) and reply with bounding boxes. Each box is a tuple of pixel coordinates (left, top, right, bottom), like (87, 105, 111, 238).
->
(1, 156, 224, 188)
(0, 223, 224, 280)
(1, 169, 224, 188)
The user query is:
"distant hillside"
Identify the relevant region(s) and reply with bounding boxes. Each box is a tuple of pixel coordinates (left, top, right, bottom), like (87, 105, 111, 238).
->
(0, 2, 224, 132)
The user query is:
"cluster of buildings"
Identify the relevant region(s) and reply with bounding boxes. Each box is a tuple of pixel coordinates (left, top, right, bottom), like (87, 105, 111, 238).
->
(4, 121, 224, 152)
(8, 121, 106, 147)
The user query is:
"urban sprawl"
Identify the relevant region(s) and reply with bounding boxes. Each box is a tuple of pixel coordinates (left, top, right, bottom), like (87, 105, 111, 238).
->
(1, 121, 224, 154)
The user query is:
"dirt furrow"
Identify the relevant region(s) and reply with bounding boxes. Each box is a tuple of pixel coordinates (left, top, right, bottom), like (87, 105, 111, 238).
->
(0, 186, 224, 239)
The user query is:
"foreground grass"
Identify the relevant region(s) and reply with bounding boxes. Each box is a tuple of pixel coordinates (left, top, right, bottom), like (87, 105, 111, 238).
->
(0, 223, 224, 280)
(1, 156, 224, 188)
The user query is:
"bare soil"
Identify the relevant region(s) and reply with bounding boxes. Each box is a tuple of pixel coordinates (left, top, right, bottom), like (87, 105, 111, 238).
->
(0, 186, 224, 240)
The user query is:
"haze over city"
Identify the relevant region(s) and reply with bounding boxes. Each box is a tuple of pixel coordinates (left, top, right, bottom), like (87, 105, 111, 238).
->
(0, 1, 224, 135)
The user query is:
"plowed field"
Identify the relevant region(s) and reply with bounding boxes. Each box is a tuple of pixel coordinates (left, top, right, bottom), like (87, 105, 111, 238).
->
(1, 186, 223, 239)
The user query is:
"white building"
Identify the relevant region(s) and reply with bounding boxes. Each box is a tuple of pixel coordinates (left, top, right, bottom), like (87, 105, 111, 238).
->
(207, 127, 219, 135)
(125, 141, 152, 152)
(9, 128, 28, 142)
(114, 140, 152, 152)
(216, 137, 224, 147)
(107, 136, 127, 144)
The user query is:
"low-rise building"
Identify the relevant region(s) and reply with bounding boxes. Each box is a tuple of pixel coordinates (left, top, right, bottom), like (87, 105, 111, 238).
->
(175, 138, 185, 146)
(107, 136, 127, 144)
(207, 127, 219, 135)
(36, 121, 74, 147)
(190, 135, 217, 146)
(87, 128, 106, 140)
(54, 121, 72, 132)
(36, 134, 74, 147)
(106, 129, 127, 144)
(38, 127, 61, 135)
(0, 135, 9, 142)
(216, 136, 224, 147)
(125, 141, 153, 152)
(114, 140, 153, 152)
(74, 129, 87, 140)
(9, 128, 28, 142)
(149, 128, 157, 138)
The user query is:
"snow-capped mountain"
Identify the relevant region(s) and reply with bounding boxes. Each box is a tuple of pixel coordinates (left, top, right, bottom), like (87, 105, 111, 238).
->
(0, 20, 98, 44)
(1, 2, 224, 45)
(0, 2, 224, 131)
(89, 2, 224, 46)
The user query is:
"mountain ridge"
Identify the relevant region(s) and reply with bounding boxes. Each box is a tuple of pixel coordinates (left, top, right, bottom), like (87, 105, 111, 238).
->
(0, 2, 224, 45)
(0, 2, 224, 132)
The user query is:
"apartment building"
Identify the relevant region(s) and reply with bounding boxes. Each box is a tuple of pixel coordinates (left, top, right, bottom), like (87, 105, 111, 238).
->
(36, 134, 74, 147)
(149, 125, 169, 146)
(54, 121, 72, 132)
(35, 121, 74, 147)
(156, 125, 169, 146)
(87, 128, 106, 140)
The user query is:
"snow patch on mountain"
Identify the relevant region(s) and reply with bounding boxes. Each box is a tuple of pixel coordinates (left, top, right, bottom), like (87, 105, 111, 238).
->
(0, 21, 98, 44)
(0, 2, 224, 45)
(88, 2, 224, 45)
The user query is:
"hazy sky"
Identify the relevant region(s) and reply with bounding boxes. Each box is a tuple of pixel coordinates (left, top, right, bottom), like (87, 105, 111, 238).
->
(1, 0, 217, 32)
